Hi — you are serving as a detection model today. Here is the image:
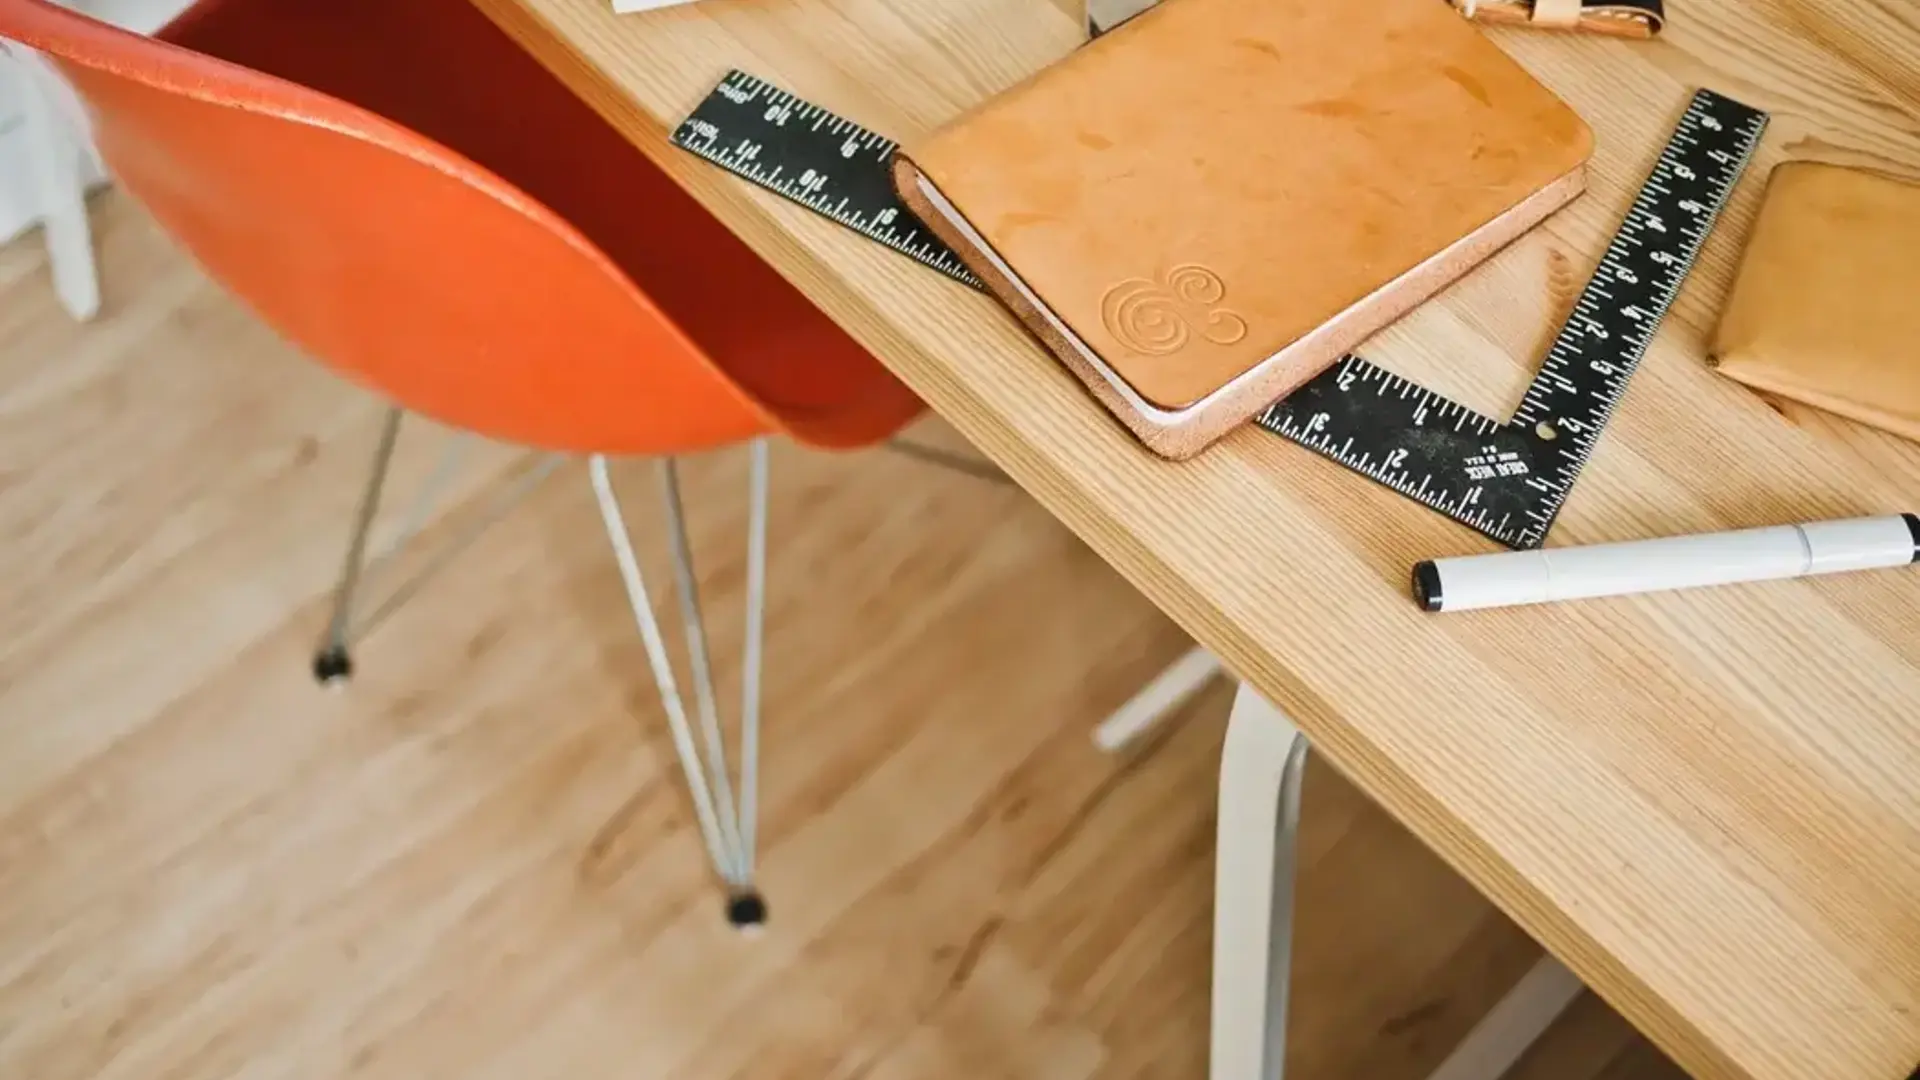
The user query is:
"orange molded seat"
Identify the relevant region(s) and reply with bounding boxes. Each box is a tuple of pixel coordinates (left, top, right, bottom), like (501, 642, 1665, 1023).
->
(0, 0, 933, 919)
(0, 0, 923, 455)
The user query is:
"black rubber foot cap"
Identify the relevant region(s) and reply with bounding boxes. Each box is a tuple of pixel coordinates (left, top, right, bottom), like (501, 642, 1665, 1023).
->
(726, 891, 768, 930)
(312, 646, 353, 685)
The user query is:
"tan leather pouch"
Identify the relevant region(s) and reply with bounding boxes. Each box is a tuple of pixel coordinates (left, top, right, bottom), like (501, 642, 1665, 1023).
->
(895, 0, 1592, 458)
(1709, 162, 1920, 443)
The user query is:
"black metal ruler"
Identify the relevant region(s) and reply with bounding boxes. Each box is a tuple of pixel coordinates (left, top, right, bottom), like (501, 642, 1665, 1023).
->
(671, 70, 1767, 549)
(673, 71, 983, 288)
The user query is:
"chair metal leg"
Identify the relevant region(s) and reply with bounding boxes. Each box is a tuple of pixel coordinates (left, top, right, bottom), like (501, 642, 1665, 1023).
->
(1211, 681, 1310, 1080)
(658, 458, 748, 879)
(313, 406, 403, 685)
(385, 430, 471, 562)
(348, 453, 562, 640)
(591, 451, 770, 928)
(738, 438, 769, 886)
(311, 411, 558, 682)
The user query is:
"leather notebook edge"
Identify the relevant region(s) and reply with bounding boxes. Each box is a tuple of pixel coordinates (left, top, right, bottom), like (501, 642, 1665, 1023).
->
(892, 153, 1590, 459)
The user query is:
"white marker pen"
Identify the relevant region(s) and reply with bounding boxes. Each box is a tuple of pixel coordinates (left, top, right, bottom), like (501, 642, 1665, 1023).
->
(1414, 514, 1920, 613)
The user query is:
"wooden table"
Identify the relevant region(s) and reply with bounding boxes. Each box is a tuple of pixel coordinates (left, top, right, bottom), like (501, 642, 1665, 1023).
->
(467, 0, 1920, 1076)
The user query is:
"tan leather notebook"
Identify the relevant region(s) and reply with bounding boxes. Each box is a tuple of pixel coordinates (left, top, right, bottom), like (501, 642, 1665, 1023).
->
(895, 0, 1593, 458)
(1710, 163, 1920, 444)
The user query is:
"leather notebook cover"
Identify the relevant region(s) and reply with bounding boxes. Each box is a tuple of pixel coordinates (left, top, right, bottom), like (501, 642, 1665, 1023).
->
(894, 0, 1592, 458)
(1710, 162, 1920, 443)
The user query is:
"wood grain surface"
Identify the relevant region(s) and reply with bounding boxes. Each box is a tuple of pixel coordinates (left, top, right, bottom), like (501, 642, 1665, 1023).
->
(461, 3, 1920, 1078)
(0, 194, 1688, 1079)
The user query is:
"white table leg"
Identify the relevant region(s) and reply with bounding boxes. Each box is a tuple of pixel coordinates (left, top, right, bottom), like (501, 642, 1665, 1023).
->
(1210, 680, 1309, 1080)
(1093, 645, 1222, 752)
(1421, 955, 1583, 1080)
(1210, 682, 1580, 1080)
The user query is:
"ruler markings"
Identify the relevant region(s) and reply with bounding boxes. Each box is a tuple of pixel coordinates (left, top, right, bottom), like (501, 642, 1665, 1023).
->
(671, 71, 1764, 550)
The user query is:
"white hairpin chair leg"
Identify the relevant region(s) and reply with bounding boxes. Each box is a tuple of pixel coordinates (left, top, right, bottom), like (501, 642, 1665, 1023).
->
(592, 446, 770, 929)
(313, 406, 404, 685)
(1211, 680, 1310, 1080)
(1093, 645, 1223, 752)
(311, 409, 555, 684)
(738, 438, 769, 882)
(350, 448, 563, 647)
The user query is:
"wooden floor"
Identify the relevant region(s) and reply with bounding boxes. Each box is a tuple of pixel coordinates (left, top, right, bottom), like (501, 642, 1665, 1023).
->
(0, 194, 1688, 1079)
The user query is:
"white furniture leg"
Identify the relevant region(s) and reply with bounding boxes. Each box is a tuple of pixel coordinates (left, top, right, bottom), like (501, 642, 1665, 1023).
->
(591, 448, 771, 929)
(1093, 645, 1222, 751)
(7, 44, 100, 321)
(1211, 681, 1581, 1080)
(1211, 680, 1310, 1080)
(1422, 955, 1583, 1080)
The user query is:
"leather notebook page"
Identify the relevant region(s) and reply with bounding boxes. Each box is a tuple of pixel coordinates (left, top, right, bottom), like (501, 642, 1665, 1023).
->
(895, 0, 1593, 457)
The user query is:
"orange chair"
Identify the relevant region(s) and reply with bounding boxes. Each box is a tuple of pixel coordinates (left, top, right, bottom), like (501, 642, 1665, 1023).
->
(0, 0, 926, 926)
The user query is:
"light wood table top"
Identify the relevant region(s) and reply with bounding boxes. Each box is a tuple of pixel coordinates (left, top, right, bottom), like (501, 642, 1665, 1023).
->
(467, 1, 1920, 1076)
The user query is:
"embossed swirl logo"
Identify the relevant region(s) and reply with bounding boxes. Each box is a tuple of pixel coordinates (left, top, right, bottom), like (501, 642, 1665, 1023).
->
(1099, 265, 1249, 356)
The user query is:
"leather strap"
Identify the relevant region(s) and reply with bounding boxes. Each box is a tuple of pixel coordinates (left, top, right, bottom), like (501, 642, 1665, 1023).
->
(1451, 0, 1665, 37)
(1530, 0, 1583, 26)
